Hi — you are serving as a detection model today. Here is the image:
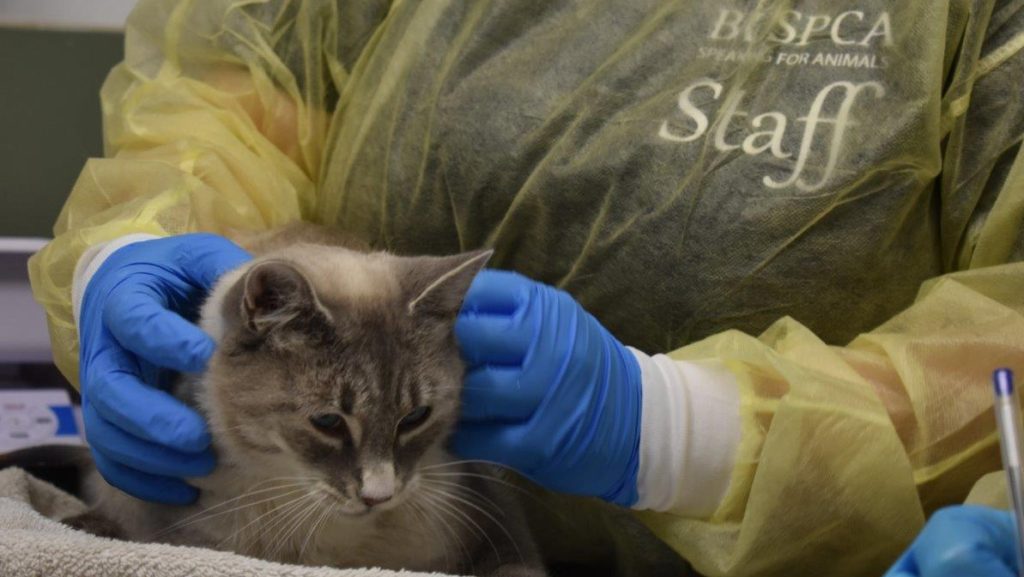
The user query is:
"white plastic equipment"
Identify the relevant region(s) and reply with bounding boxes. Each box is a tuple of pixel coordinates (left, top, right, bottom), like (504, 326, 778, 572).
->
(0, 388, 82, 453)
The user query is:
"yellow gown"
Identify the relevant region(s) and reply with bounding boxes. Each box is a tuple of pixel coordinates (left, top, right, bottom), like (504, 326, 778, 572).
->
(28, 1, 1024, 575)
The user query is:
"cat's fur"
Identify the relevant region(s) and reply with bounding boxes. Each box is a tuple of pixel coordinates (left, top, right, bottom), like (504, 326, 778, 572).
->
(74, 225, 546, 576)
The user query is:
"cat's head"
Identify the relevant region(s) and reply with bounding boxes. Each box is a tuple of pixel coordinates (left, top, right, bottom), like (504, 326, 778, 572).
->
(199, 244, 490, 516)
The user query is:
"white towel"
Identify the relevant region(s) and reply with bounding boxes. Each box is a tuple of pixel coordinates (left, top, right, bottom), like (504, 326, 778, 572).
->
(0, 467, 453, 577)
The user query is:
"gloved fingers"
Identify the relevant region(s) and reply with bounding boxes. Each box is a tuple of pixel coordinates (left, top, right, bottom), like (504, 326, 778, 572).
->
(91, 449, 199, 505)
(86, 349, 211, 453)
(103, 285, 216, 374)
(914, 552, 1017, 577)
(460, 365, 542, 422)
(914, 506, 1018, 577)
(460, 270, 530, 315)
(83, 401, 216, 478)
(455, 312, 531, 365)
(172, 233, 252, 289)
(881, 549, 917, 577)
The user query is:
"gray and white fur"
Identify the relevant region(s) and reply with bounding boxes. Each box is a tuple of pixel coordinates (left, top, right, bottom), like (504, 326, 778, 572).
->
(74, 225, 546, 577)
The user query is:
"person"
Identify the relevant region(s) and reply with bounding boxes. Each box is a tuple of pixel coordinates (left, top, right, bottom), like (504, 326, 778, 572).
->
(27, 1, 1024, 575)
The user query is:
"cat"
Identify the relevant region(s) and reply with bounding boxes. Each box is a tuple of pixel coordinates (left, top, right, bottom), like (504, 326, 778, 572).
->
(70, 224, 547, 577)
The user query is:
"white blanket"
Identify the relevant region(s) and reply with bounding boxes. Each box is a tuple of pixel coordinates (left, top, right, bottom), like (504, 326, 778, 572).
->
(0, 467, 448, 577)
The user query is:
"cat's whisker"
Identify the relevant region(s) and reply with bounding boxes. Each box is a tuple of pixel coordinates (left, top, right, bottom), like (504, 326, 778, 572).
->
(420, 484, 513, 563)
(249, 491, 320, 554)
(216, 489, 316, 552)
(421, 482, 524, 564)
(262, 495, 312, 559)
(418, 459, 498, 471)
(421, 470, 524, 492)
(268, 493, 326, 560)
(415, 495, 473, 574)
(422, 469, 570, 521)
(299, 496, 335, 560)
(310, 499, 337, 556)
(419, 477, 504, 516)
(234, 492, 309, 553)
(419, 487, 500, 565)
(288, 494, 329, 556)
(406, 500, 451, 573)
(415, 496, 468, 553)
(151, 483, 313, 538)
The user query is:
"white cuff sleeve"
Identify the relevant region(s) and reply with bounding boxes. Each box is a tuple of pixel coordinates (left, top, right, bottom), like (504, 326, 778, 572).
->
(629, 348, 741, 517)
(72, 234, 161, 328)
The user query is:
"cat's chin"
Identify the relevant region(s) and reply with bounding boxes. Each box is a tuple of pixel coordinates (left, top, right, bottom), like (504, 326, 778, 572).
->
(328, 499, 401, 518)
(336, 504, 373, 517)
(334, 493, 409, 517)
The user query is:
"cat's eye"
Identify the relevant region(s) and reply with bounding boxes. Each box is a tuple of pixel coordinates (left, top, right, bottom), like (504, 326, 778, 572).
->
(398, 406, 431, 433)
(310, 413, 343, 431)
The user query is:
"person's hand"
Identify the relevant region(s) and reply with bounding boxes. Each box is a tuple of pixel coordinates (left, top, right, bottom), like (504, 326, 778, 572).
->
(78, 234, 250, 504)
(884, 505, 1018, 577)
(452, 270, 642, 506)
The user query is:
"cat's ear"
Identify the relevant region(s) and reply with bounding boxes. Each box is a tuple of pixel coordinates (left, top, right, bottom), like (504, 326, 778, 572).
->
(228, 260, 320, 335)
(403, 250, 493, 318)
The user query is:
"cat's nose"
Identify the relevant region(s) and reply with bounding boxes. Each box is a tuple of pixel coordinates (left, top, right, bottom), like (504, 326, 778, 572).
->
(359, 461, 396, 508)
(360, 493, 392, 508)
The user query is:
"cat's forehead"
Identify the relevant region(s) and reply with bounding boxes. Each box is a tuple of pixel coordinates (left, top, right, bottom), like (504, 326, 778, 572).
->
(296, 292, 447, 399)
(294, 338, 441, 416)
(270, 244, 402, 304)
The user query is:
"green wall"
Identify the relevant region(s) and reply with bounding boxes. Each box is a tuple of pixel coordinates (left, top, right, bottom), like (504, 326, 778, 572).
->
(0, 28, 123, 238)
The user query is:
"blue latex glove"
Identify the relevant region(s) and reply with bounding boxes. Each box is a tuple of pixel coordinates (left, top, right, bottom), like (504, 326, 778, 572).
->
(78, 234, 250, 504)
(452, 270, 642, 506)
(884, 505, 1019, 577)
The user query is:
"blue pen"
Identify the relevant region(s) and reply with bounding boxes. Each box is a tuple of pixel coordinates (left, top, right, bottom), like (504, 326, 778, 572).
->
(994, 368, 1024, 577)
